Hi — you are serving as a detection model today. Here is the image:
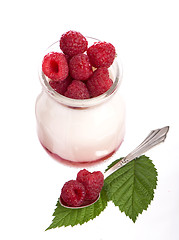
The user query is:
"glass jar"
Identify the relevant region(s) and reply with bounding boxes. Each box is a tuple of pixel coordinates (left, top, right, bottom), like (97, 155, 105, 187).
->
(35, 38, 125, 164)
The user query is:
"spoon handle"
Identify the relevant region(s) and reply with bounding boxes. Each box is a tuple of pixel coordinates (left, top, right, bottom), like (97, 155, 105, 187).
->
(105, 126, 169, 178)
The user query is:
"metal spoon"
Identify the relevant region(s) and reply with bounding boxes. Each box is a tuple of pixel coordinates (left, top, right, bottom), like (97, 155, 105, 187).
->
(59, 126, 169, 209)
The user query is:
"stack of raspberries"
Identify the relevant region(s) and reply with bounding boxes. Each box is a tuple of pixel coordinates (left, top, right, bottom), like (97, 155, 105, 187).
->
(42, 30, 116, 99)
(60, 169, 104, 207)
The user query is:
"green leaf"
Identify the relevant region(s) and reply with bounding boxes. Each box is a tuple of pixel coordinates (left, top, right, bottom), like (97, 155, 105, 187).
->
(46, 188, 108, 230)
(103, 155, 158, 222)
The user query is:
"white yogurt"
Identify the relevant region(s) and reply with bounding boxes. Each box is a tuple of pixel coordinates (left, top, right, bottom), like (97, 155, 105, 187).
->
(35, 89, 125, 162)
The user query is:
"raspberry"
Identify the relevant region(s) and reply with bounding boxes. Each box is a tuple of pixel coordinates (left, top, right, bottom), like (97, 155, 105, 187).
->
(86, 67, 113, 97)
(60, 30, 88, 57)
(64, 80, 90, 99)
(87, 42, 116, 68)
(77, 169, 104, 201)
(77, 169, 90, 183)
(69, 54, 93, 81)
(64, 54, 71, 63)
(49, 76, 72, 95)
(60, 180, 86, 207)
(42, 52, 69, 81)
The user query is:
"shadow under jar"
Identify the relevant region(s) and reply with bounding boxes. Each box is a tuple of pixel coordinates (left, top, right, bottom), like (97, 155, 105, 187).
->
(35, 37, 125, 164)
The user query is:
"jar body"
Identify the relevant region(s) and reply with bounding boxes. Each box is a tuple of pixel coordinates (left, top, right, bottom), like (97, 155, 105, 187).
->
(35, 88, 125, 163)
(35, 37, 125, 163)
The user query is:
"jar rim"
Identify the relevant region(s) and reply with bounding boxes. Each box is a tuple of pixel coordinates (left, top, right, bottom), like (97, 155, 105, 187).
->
(39, 38, 123, 108)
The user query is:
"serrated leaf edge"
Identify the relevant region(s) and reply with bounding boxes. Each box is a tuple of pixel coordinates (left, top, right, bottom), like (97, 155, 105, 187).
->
(104, 155, 158, 223)
(45, 189, 108, 230)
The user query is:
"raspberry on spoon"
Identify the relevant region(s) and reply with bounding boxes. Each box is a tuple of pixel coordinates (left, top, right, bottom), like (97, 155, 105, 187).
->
(60, 180, 86, 207)
(77, 169, 104, 201)
(76, 169, 90, 183)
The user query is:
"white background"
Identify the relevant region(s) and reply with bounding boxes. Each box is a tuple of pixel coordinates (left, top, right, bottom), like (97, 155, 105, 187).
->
(0, 0, 179, 239)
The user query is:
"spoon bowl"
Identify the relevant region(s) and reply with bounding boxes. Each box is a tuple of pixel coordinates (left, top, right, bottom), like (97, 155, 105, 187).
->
(59, 195, 100, 209)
